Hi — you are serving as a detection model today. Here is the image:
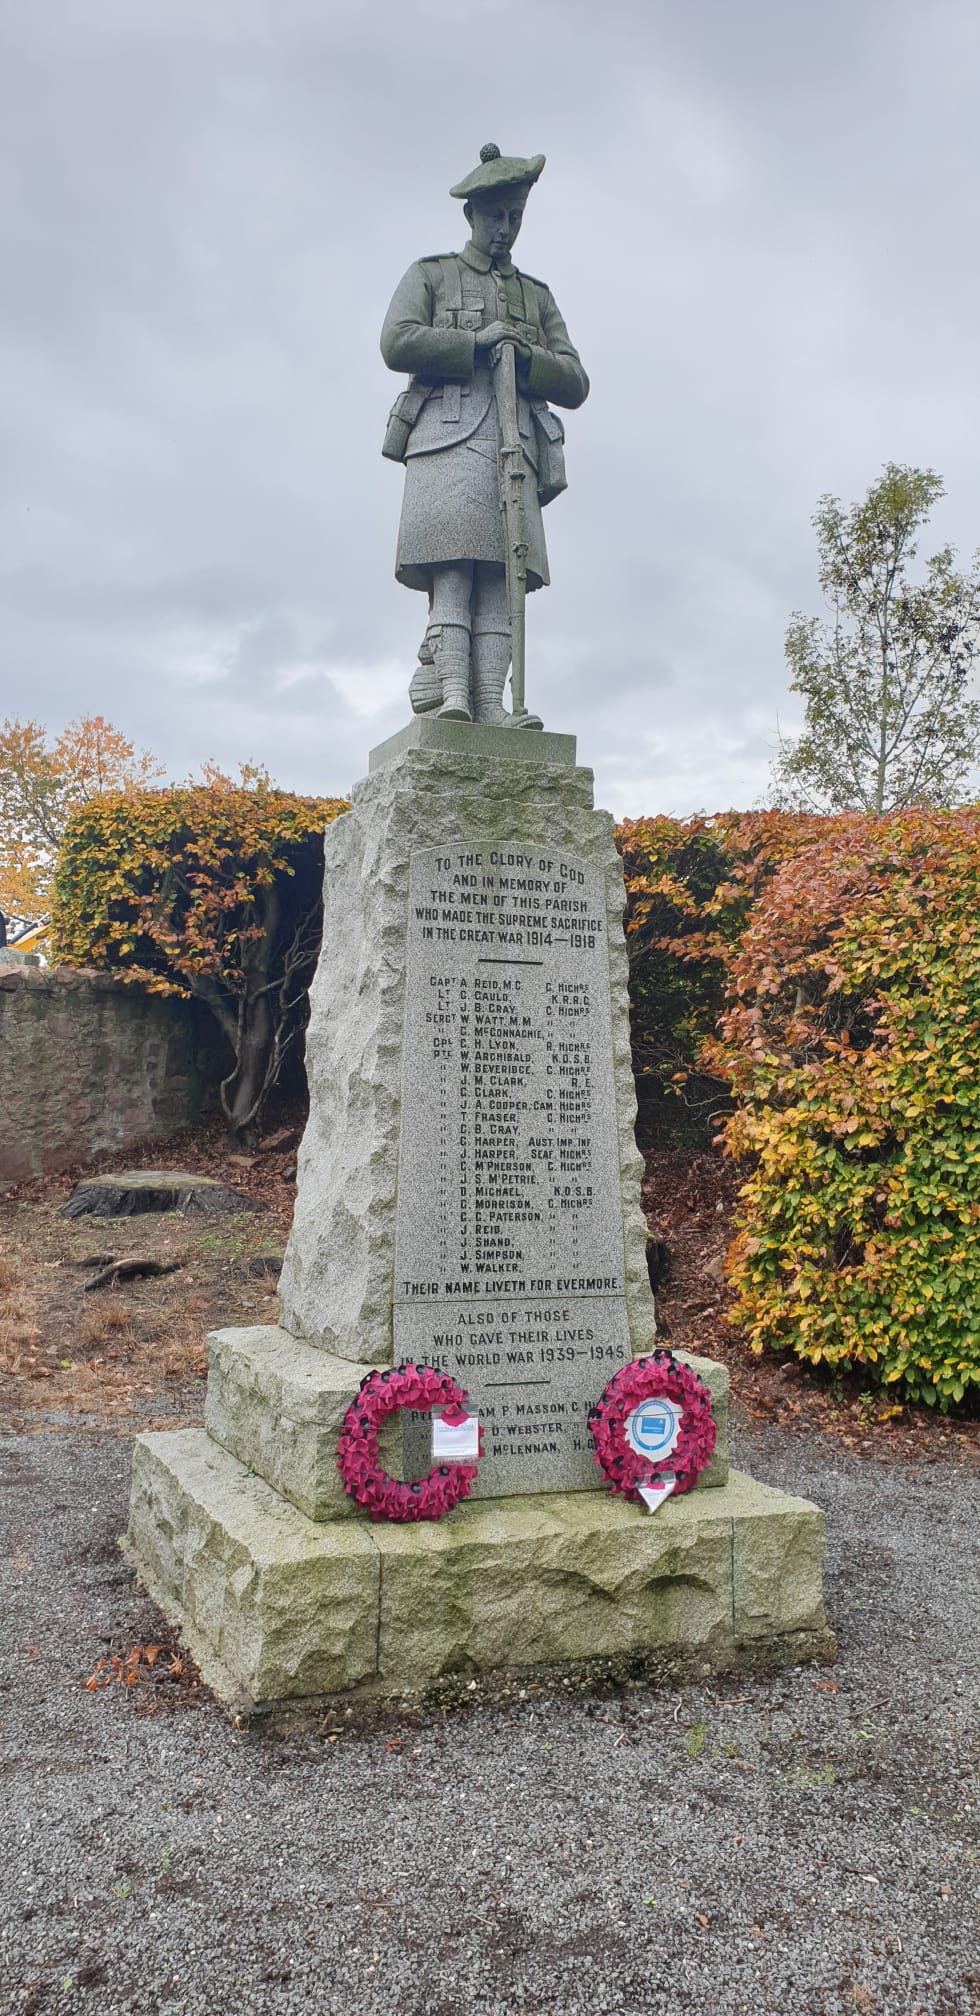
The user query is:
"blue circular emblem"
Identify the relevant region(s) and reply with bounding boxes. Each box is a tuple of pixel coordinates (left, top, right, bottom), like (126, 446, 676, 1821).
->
(625, 1397, 682, 1461)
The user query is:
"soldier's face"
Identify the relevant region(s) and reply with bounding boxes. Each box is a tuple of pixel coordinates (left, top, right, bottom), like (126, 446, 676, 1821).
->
(466, 191, 528, 259)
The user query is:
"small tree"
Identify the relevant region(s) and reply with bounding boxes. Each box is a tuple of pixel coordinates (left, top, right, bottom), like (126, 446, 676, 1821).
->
(772, 465, 980, 813)
(52, 773, 347, 1139)
(0, 714, 163, 929)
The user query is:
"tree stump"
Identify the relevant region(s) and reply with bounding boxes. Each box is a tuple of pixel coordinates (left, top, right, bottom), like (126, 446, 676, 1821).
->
(61, 1170, 264, 1219)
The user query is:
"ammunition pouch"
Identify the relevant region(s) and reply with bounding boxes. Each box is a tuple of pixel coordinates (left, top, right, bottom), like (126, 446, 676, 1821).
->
(532, 401, 567, 506)
(382, 381, 432, 462)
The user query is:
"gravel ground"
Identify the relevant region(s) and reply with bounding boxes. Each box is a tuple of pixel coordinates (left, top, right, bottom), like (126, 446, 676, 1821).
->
(0, 1425, 977, 2016)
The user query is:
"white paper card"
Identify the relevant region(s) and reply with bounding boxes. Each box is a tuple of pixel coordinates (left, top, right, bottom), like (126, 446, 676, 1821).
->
(638, 1474, 677, 1512)
(626, 1399, 681, 1462)
(431, 1411, 480, 1462)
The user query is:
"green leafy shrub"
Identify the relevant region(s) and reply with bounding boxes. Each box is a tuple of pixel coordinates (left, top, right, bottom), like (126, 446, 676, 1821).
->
(710, 810, 980, 1408)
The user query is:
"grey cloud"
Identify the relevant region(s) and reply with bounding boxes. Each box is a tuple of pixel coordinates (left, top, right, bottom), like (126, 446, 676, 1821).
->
(2, 0, 980, 816)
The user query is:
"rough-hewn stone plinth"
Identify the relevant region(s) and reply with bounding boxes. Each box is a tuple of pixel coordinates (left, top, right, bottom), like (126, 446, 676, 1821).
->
(276, 740, 653, 1370)
(128, 1428, 832, 1720)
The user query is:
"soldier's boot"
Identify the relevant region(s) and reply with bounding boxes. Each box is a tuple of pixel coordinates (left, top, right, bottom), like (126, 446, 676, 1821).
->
(471, 629, 510, 727)
(435, 624, 473, 722)
(409, 627, 442, 715)
(471, 562, 543, 730)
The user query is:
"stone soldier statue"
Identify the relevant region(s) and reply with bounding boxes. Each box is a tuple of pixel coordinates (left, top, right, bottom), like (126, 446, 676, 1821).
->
(381, 143, 589, 730)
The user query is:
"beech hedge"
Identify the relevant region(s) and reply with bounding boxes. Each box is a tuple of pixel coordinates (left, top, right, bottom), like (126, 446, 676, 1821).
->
(619, 809, 980, 1410)
(51, 779, 346, 1137)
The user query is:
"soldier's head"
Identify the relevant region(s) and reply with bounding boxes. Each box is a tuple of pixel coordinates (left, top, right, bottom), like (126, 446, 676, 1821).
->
(463, 186, 531, 261)
(450, 145, 545, 261)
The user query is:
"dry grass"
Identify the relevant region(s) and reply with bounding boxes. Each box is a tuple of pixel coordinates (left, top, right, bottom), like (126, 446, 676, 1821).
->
(79, 1300, 137, 1349)
(0, 1119, 298, 1433)
(0, 1260, 42, 1374)
(0, 1310, 44, 1376)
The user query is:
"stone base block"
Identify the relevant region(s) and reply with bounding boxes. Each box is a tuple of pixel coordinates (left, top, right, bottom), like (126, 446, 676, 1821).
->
(204, 1325, 373, 1521)
(127, 1428, 379, 1705)
(127, 1428, 832, 1720)
(203, 1324, 730, 1520)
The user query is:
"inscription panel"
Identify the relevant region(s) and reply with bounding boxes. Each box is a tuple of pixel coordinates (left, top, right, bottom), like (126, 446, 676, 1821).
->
(397, 1295, 632, 1494)
(395, 843, 632, 1495)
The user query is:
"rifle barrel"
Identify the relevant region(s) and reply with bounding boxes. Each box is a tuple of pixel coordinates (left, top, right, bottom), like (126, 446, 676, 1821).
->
(494, 341, 528, 719)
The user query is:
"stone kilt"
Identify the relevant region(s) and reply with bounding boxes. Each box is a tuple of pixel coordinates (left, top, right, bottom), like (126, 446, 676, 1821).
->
(394, 365, 549, 596)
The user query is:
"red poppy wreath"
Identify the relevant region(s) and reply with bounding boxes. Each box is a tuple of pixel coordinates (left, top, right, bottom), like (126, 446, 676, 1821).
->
(337, 1362, 483, 1522)
(588, 1351, 716, 1501)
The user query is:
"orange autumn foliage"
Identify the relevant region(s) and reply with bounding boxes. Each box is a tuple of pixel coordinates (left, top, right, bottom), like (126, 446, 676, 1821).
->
(0, 714, 162, 930)
(51, 772, 346, 1136)
(617, 809, 980, 1410)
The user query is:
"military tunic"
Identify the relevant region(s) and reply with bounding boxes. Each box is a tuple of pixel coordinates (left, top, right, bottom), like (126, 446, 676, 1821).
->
(380, 243, 589, 595)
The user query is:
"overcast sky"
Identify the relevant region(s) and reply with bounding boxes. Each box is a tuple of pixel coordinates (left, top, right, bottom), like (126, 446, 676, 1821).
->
(3, 0, 979, 816)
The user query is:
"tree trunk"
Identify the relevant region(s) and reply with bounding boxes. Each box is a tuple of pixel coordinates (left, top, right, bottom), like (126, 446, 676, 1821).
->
(221, 991, 277, 1144)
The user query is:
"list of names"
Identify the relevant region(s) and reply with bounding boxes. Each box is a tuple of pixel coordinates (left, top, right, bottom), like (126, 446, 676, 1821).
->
(394, 843, 633, 1496)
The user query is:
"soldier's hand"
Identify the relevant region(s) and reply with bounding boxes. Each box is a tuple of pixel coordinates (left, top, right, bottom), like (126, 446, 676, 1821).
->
(474, 321, 529, 359)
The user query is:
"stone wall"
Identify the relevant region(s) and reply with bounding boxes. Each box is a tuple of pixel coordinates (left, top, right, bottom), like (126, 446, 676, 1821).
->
(0, 963, 235, 1187)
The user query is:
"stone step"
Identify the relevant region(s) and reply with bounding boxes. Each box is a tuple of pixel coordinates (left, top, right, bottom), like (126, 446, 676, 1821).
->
(368, 715, 577, 770)
(203, 1323, 730, 1521)
(127, 1427, 830, 1720)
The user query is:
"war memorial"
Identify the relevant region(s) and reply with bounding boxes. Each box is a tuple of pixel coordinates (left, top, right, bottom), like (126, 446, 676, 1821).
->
(127, 146, 831, 1718)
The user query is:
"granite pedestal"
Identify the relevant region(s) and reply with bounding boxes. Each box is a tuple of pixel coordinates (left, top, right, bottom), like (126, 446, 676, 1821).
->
(127, 725, 832, 1716)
